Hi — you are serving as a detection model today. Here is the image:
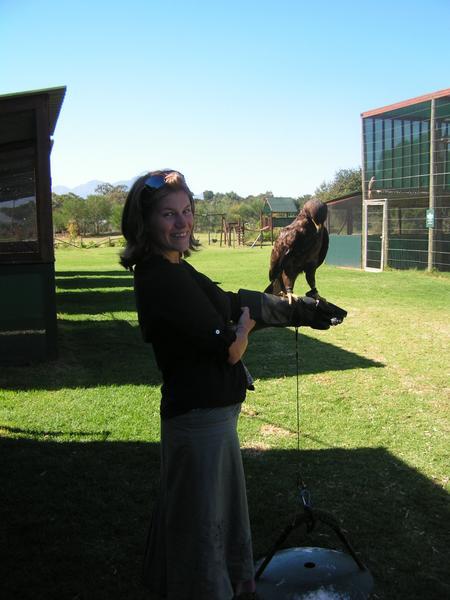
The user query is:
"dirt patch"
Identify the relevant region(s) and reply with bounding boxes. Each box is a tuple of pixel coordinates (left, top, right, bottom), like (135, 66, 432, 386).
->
(260, 424, 294, 437)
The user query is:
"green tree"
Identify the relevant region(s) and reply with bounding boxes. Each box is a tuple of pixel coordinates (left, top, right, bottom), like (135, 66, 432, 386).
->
(111, 203, 124, 231)
(314, 167, 362, 202)
(85, 195, 113, 234)
(53, 193, 86, 234)
(95, 183, 128, 205)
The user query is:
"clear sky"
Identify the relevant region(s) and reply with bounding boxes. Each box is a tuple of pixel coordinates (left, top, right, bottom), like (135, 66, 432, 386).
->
(1, 0, 449, 197)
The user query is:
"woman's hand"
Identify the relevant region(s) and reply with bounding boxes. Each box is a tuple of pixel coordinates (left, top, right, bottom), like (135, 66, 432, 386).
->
(236, 306, 256, 335)
(227, 307, 256, 365)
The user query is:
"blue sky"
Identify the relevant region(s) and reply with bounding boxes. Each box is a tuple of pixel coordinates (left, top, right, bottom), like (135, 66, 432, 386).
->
(1, 0, 449, 196)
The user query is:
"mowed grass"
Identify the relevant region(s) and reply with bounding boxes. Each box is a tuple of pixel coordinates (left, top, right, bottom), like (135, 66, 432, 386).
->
(1, 244, 449, 600)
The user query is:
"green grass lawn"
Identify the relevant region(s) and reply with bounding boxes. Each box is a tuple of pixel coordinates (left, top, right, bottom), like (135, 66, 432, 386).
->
(1, 244, 449, 599)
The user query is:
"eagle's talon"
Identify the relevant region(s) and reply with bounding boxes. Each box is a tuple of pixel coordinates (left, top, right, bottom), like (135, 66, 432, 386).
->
(305, 289, 326, 303)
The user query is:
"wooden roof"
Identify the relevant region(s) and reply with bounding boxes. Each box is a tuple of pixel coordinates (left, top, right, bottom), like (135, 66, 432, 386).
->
(325, 191, 362, 207)
(0, 86, 66, 144)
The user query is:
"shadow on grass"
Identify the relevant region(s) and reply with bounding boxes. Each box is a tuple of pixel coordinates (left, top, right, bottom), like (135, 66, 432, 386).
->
(57, 289, 137, 314)
(0, 266, 382, 390)
(56, 276, 133, 290)
(1, 322, 382, 391)
(1, 263, 383, 390)
(1, 438, 448, 600)
(246, 328, 384, 378)
(56, 271, 133, 278)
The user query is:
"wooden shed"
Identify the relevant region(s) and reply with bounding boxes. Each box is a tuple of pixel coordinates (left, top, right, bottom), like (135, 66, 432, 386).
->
(0, 86, 66, 363)
(261, 197, 298, 243)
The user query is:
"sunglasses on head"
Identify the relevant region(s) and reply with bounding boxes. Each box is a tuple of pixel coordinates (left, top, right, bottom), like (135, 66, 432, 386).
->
(143, 170, 181, 192)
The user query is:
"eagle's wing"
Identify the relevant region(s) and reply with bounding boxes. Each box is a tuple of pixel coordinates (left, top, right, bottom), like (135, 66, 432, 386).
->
(268, 223, 300, 281)
(316, 227, 329, 268)
(269, 217, 305, 281)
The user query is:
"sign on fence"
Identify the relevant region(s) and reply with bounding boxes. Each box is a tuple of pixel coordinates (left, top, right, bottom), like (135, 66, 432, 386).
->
(426, 208, 435, 228)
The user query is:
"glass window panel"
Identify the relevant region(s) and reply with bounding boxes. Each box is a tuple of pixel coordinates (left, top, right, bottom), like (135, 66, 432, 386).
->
(411, 121, 421, 188)
(374, 119, 383, 183)
(393, 120, 403, 188)
(420, 121, 430, 188)
(0, 145, 38, 255)
(364, 118, 374, 180)
(403, 120, 412, 188)
(383, 119, 392, 188)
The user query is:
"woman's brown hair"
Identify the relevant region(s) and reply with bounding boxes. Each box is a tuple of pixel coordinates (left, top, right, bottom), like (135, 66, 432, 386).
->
(120, 170, 196, 269)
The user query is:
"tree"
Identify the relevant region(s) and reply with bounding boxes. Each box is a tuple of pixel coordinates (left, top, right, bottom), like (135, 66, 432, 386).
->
(297, 194, 312, 209)
(314, 168, 362, 202)
(203, 190, 214, 201)
(95, 183, 128, 205)
(111, 203, 124, 231)
(53, 193, 87, 234)
(85, 195, 113, 234)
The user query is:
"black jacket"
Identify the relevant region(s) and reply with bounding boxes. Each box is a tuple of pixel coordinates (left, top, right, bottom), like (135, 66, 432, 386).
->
(133, 256, 248, 418)
(133, 255, 345, 418)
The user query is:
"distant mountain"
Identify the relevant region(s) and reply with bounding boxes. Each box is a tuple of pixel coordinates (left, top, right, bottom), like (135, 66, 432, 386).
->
(53, 178, 134, 198)
(53, 176, 202, 199)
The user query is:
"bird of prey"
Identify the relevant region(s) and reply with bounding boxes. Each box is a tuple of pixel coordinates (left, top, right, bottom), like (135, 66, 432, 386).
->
(264, 199, 329, 304)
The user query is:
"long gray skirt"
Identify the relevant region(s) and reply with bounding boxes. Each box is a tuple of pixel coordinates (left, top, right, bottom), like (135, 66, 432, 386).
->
(143, 403, 255, 600)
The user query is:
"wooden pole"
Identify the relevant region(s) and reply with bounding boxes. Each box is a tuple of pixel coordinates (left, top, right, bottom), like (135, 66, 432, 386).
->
(428, 98, 436, 271)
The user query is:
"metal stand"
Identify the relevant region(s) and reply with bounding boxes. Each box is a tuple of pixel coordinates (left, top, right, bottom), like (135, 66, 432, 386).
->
(254, 327, 374, 598)
(256, 506, 366, 580)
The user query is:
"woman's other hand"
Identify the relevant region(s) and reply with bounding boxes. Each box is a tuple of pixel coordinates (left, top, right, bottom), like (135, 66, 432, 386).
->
(228, 307, 256, 365)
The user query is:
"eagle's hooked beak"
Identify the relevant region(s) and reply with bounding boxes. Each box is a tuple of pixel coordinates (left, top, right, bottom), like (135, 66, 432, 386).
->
(311, 217, 322, 232)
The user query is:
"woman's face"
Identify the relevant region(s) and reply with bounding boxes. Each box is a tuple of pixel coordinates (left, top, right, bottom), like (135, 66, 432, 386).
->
(149, 189, 194, 263)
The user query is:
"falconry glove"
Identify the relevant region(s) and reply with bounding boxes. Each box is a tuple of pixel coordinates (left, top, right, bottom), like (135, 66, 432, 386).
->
(237, 289, 347, 331)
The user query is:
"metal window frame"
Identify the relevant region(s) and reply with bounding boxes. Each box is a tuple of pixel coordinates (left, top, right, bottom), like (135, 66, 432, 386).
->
(364, 199, 388, 272)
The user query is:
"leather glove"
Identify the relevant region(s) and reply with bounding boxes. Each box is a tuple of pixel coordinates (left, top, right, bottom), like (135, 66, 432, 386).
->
(237, 289, 347, 330)
(294, 296, 347, 329)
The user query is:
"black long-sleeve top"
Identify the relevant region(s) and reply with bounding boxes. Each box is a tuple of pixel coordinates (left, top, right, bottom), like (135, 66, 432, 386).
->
(133, 255, 248, 419)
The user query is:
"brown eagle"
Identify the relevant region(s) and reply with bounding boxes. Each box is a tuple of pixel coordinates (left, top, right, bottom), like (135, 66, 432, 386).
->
(264, 199, 329, 303)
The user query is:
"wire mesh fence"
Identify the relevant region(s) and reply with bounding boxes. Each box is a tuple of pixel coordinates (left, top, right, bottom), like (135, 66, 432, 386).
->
(386, 197, 449, 270)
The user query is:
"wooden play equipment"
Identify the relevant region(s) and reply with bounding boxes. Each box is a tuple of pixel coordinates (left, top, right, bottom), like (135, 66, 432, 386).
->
(223, 220, 245, 247)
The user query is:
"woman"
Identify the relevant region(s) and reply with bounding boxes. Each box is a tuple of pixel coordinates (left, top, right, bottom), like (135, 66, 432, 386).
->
(120, 170, 343, 600)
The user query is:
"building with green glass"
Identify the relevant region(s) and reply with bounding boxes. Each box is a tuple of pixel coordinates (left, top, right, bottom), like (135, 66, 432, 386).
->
(361, 88, 450, 271)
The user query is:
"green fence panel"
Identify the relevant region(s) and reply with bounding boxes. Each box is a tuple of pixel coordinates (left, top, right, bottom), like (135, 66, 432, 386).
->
(0, 263, 57, 363)
(326, 235, 362, 268)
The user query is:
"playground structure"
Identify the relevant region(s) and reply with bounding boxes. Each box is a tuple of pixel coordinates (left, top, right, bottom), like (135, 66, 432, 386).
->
(198, 212, 270, 247)
(198, 196, 301, 248)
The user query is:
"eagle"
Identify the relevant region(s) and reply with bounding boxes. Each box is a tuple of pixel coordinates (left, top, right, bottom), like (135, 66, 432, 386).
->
(264, 199, 329, 304)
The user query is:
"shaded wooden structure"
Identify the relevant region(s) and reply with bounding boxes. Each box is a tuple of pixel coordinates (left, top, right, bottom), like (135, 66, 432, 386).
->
(261, 197, 298, 243)
(0, 86, 66, 363)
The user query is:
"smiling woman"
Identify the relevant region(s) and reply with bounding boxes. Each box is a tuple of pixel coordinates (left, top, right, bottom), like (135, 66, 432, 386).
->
(120, 170, 197, 268)
(119, 169, 344, 600)
(149, 189, 194, 262)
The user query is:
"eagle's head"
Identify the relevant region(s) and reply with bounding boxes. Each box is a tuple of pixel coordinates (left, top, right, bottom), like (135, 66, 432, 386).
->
(302, 199, 327, 231)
